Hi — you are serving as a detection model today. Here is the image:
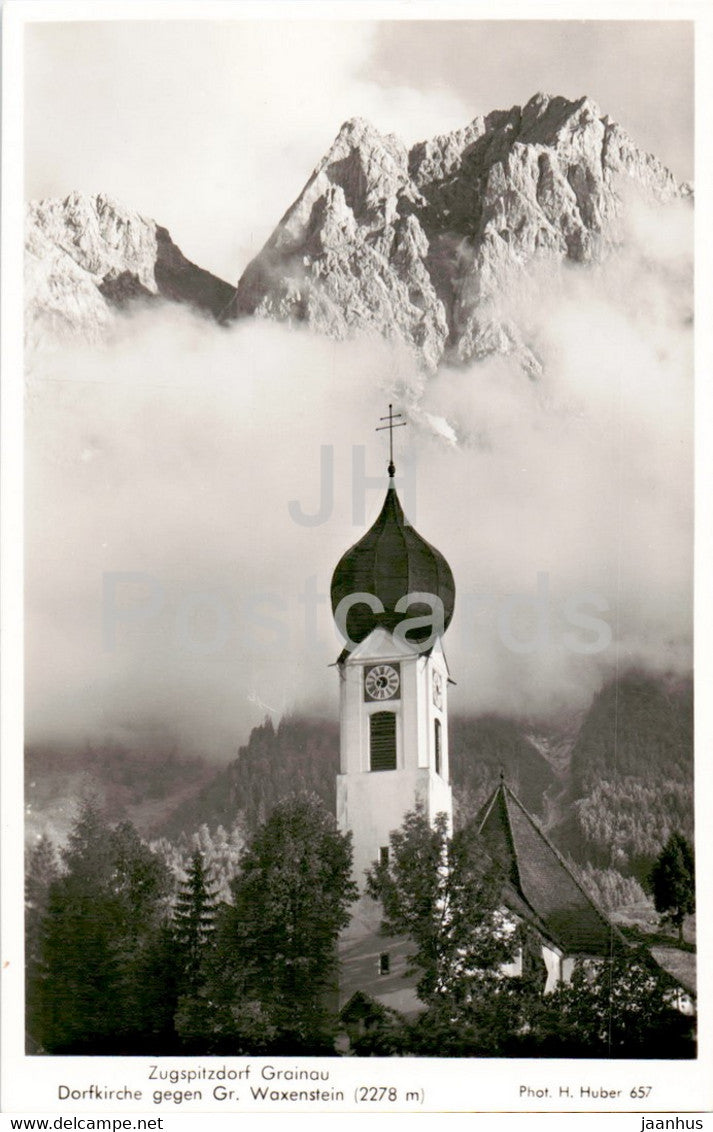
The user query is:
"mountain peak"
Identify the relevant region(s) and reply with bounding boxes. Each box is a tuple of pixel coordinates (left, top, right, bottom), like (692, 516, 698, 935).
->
(25, 192, 234, 347)
(318, 116, 411, 211)
(25, 95, 691, 369)
(333, 116, 386, 144)
(525, 90, 553, 110)
(522, 91, 602, 119)
(232, 94, 690, 371)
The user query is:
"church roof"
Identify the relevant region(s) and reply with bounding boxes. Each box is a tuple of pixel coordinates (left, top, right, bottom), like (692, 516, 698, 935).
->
(331, 478, 455, 649)
(477, 781, 623, 958)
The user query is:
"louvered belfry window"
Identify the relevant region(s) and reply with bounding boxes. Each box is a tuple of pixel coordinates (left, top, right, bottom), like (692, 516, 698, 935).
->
(370, 711, 397, 771)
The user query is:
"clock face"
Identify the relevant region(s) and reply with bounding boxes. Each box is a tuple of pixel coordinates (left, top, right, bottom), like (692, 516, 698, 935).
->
(364, 663, 400, 701)
(432, 670, 444, 710)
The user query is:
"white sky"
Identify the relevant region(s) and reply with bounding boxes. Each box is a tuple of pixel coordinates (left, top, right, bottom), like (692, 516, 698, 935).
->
(20, 12, 695, 755)
(25, 18, 693, 281)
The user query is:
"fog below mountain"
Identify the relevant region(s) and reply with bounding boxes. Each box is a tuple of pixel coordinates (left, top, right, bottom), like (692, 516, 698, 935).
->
(25, 191, 692, 757)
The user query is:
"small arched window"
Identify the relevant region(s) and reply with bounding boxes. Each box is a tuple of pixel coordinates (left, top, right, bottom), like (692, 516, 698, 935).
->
(370, 711, 397, 771)
(434, 718, 442, 776)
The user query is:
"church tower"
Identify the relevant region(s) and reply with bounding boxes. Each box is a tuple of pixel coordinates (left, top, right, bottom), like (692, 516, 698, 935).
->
(331, 409, 456, 1012)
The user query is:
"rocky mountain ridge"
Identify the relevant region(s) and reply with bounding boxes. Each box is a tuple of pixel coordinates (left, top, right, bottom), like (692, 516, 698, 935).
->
(232, 92, 692, 370)
(25, 94, 692, 368)
(25, 192, 234, 347)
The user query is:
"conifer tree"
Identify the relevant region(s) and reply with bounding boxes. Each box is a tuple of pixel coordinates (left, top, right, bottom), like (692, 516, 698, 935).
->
(25, 835, 60, 1048)
(25, 835, 59, 966)
(172, 850, 218, 991)
(31, 799, 172, 1052)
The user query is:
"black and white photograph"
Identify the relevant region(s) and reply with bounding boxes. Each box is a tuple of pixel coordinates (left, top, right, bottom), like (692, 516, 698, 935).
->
(2, 0, 711, 1119)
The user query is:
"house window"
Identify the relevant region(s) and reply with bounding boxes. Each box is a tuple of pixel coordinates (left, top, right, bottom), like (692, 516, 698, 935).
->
(370, 711, 397, 771)
(379, 953, 390, 976)
(434, 718, 442, 775)
(379, 846, 389, 867)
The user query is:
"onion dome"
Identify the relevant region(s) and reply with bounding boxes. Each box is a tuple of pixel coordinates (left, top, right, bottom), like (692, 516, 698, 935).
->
(331, 477, 455, 648)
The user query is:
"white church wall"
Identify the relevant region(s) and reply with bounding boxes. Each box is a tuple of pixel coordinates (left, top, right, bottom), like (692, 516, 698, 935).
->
(542, 944, 565, 993)
(337, 765, 452, 891)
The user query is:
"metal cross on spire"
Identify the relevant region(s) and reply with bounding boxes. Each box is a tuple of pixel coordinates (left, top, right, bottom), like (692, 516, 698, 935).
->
(376, 404, 407, 477)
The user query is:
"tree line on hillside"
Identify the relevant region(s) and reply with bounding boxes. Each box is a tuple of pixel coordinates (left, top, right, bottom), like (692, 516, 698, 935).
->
(26, 668, 694, 899)
(545, 672, 693, 882)
(26, 795, 695, 1057)
(157, 670, 693, 889)
(568, 672, 693, 793)
(160, 714, 559, 841)
(26, 740, 209, 817)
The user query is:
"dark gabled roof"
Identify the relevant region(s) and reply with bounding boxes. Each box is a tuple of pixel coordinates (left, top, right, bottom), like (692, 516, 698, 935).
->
(649, 947, 697, 999)
(476, 781, 624, 958)
(340, 991, 388, 1024)
(331, 479, 455, 647)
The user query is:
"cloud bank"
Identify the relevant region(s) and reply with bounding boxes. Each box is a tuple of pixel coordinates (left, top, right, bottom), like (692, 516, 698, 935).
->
(25, 198, 693, 757)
